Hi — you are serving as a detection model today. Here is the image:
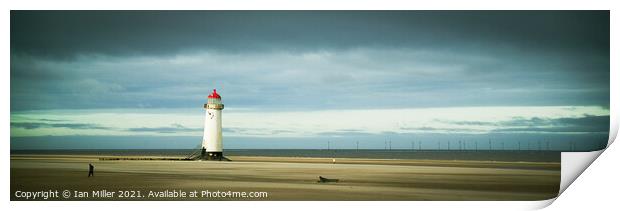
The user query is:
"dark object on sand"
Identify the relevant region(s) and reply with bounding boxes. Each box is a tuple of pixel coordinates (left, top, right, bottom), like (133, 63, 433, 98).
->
(88, 164, 94, 177)
(318, 176, 339, 183)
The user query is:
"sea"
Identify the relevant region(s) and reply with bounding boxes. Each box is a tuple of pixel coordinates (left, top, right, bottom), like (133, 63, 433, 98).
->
(11, 149, 560, 162)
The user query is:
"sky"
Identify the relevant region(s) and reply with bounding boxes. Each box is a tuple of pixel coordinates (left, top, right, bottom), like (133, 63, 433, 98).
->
(10, 11, 610, 150)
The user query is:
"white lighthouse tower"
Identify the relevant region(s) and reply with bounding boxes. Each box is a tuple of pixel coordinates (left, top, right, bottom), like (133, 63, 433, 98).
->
(201, 89, 224, 160)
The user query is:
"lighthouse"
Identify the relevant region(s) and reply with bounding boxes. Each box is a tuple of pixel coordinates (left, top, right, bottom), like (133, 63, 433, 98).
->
(201, 89, 224, 160)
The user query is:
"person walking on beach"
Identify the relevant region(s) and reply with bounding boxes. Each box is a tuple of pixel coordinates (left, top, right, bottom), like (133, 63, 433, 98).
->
(88, 163, 94, 177)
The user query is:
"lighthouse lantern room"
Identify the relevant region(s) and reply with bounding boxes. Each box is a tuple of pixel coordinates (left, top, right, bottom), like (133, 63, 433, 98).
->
(201, 89, 224, 160)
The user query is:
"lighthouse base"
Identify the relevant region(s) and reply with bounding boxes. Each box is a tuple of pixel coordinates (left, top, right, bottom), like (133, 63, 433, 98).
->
(200, 149, 226, 161)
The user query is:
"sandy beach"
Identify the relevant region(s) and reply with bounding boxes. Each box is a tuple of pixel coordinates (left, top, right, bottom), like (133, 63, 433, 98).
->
(11, 155, 559, 201)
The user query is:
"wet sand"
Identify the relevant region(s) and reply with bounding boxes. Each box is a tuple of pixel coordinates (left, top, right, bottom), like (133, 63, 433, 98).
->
(10, 155, 559, 201)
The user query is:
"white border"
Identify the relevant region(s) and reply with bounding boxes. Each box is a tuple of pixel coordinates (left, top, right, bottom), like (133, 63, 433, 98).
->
(3, 1, 617, 211)
(1, 0, 615, 10)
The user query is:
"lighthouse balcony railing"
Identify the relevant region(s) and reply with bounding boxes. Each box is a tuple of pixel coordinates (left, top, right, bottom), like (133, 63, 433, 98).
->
(204, 103, 224, 109)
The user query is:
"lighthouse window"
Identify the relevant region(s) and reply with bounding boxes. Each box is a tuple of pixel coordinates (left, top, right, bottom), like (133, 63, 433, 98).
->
(208, 98, 221, 104)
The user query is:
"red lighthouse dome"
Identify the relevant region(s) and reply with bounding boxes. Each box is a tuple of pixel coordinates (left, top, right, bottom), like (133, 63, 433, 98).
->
(205, 89, 224, 109)
(208, 89, 221, 99)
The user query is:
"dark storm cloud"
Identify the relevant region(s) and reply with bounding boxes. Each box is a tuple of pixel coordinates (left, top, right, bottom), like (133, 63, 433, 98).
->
(37, 118, 67, 122)
(127, 124, 201, 134)
(11, 11, 609, 58)
(439, 120, 496, 126)
(495, 115, 610, 133)
(444, 115, 610, 133)
(493, 127, 607, 133)
(222, 127, 297, 136)
(10, 11, 610, 111)
(399, 126, 485, 133)
(317, 131, 375, 137)
(11, 122, 111, 130)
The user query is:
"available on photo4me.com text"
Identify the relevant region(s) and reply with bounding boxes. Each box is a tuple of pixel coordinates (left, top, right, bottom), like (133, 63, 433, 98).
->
(14, 189, 269, 200)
